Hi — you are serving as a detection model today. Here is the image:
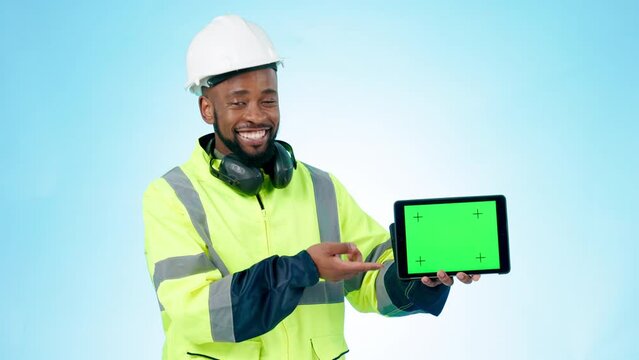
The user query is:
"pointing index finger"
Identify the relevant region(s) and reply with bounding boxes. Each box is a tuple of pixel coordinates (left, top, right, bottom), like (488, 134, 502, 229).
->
(340, 260, 382, 273)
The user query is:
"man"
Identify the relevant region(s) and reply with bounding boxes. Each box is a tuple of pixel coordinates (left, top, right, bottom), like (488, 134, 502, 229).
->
(143, 15, 479, 360)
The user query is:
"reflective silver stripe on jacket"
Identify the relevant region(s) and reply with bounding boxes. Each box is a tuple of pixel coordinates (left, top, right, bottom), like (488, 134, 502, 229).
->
(209, 276, 235, 342)
(303, 163, 344, 304)
(304, 163, 341, 244)
(153, 253, 216, 290)
(154, 252, 218, 311)
(162, 167, 230, 277)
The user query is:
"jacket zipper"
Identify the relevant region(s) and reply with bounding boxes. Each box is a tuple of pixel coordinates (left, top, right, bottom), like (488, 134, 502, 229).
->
(256, 193, 289, 358)
(256, 194, 271, 254)
(256, 193, 265, 210)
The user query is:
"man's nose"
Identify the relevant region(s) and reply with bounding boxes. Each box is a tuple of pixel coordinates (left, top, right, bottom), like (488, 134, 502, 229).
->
(244, 102, 267, 122)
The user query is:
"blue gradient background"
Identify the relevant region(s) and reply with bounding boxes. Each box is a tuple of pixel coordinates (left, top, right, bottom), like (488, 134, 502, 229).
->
(2, 1, 637, 359)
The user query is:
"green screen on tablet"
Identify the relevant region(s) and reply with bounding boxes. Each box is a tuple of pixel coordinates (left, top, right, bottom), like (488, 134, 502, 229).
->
(393, 195, 510, 279)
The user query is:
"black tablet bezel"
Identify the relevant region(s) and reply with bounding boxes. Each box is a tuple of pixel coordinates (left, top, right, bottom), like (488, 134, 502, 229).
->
(393, 195, 510, 280)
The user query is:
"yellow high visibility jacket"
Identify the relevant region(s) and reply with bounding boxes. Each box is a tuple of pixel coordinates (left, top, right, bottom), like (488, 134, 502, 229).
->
(143, 137, 448, 359)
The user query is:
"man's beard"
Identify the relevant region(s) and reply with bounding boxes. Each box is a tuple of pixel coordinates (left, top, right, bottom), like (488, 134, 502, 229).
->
(213, 112, 278, 168)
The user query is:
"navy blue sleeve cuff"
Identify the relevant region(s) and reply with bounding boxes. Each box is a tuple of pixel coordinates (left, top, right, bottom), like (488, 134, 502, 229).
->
(383, 262, 450, 316)
(294, 250, 320, 287)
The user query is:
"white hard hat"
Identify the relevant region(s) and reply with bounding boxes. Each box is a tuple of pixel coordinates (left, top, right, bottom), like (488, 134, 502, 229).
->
(185, 15, 282, 95)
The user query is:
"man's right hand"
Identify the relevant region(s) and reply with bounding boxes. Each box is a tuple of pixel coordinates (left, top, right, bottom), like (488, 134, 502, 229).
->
(306, 243, 382, 282)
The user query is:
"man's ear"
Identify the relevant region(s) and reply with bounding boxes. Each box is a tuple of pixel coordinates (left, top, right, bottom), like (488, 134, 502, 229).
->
(199, 94, 215, 125)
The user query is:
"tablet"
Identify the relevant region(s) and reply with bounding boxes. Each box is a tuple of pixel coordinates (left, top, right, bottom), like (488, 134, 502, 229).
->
(393, 195, 510, 280)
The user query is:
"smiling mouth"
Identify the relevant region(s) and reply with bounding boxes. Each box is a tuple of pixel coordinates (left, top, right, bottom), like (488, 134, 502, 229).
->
(236, 129, 268, 141)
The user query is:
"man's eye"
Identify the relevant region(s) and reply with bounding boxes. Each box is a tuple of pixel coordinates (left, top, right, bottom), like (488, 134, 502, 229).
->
(229, 101, 245, 107)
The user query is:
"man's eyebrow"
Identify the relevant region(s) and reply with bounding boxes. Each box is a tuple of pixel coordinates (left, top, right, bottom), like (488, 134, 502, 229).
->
(226, 88, 277, 97)
(227, 89, 249, 97)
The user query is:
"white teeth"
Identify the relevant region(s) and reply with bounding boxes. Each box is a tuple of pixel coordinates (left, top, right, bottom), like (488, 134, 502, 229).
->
(238, 130, 267, 140)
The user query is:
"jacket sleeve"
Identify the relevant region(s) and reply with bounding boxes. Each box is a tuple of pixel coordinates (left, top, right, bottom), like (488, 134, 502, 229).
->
(330, 175, 449, 317)
(143, 178, 319, 344)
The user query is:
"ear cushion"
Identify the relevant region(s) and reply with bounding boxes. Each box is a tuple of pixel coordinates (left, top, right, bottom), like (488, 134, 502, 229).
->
(270, 142, 295, 189)
(218, 154, 264, 196)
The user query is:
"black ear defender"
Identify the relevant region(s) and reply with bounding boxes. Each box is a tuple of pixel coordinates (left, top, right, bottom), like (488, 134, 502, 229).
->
(206, 137, 297, 196)
(266, 140, 296, 189)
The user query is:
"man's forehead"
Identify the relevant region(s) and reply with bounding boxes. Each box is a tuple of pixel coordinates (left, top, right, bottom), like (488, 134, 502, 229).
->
(206, 63, 278, 88)
(213, 68, 278, 94)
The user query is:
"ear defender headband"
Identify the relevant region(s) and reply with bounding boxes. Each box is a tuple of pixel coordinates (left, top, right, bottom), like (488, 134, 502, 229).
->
(206, 137, 297, 196)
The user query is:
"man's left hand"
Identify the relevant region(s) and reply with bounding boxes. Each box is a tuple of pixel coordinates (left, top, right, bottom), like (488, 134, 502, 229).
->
(421, 270, 480, 287)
